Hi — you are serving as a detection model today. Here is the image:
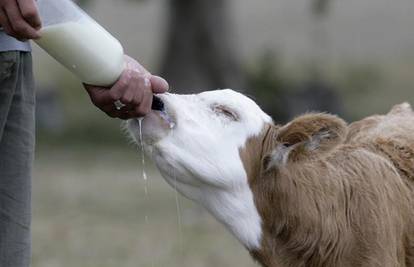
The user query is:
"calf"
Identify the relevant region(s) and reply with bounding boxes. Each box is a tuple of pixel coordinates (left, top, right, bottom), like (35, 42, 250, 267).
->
(128, 90, 414, 267)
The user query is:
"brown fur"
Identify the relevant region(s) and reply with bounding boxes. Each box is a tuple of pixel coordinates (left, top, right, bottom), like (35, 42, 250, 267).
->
(240, 103, 414, 267)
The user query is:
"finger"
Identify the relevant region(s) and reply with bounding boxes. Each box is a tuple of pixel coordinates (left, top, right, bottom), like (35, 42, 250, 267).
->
(100, 103, 127, 119)
(100, 103, 117, 114)
(110, 107, 133, 120)
(130, 85, 144, 106)
(85, 85, 117, 106)
(4, 1, 39, 39)
(85, 85, 135, 120)
(0, 9, 14, 37)
(86, 84, 138, 115)
(150, 75, 169, 93)
(118, 70, 151, 106)
(84, 85, 106, 104)
(120, 86, 136, 105)
(17, 0, 41, 30)
(125, 74, 149, 106)
(103, 101, 137, 118)
(109, 71, 134, 101)
(135, 90, 153, 117)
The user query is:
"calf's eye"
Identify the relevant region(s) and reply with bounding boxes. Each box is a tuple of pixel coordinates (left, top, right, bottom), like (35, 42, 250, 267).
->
(212, 105, 239, 121)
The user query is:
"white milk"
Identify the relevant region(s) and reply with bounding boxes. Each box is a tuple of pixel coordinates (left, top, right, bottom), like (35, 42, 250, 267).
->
(35, 21, 125, 86)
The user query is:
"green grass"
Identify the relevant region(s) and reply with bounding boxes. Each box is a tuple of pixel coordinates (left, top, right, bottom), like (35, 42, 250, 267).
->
(32, 145, 256, 267)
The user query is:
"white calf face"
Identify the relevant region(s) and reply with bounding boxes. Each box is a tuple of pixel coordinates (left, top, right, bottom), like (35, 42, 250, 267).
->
(128, 89, 271, 191)
(127, 89, 272, 248)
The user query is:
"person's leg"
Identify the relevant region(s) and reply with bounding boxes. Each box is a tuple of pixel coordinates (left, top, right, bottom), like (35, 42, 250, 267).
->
(0, 51, 35, 267)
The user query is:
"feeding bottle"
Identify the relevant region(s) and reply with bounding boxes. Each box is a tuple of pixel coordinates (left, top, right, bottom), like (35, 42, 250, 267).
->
(35, 0, 125, 86)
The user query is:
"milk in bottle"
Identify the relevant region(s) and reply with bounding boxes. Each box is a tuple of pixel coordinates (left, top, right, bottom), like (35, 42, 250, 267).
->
(35, 0, 125, 86)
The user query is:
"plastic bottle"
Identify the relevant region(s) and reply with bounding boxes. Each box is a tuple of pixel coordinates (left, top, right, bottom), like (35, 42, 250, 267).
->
(35, 0, 125, 86)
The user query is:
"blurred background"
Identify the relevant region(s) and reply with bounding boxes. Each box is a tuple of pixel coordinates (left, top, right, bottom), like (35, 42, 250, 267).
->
(32, 0, 414, 266)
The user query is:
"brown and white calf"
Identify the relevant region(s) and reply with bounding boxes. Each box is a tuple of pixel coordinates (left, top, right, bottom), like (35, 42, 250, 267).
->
(128, 89, 414, 267)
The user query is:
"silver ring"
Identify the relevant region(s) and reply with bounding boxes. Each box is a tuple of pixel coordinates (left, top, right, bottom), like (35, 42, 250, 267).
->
(114, 100, 126, 111)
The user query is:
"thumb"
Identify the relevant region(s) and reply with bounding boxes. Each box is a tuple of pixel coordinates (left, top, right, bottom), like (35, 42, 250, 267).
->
(150, 75, 169, 94)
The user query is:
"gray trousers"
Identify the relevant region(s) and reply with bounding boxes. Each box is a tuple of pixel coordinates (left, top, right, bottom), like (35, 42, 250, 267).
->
(0, 51, 35, 267)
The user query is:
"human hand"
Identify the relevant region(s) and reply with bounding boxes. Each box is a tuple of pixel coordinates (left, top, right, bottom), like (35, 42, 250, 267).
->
(0, 0, 41, 40)
(84, 55, 169, 120)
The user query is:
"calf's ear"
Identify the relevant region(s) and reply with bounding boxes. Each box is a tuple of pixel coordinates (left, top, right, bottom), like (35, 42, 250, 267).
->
(263, 113, 347, 170)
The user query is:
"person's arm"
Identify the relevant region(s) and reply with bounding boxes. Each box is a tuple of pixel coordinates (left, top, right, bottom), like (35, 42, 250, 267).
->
(0, 0, 41, 40)
(84, 55, 169, 119)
